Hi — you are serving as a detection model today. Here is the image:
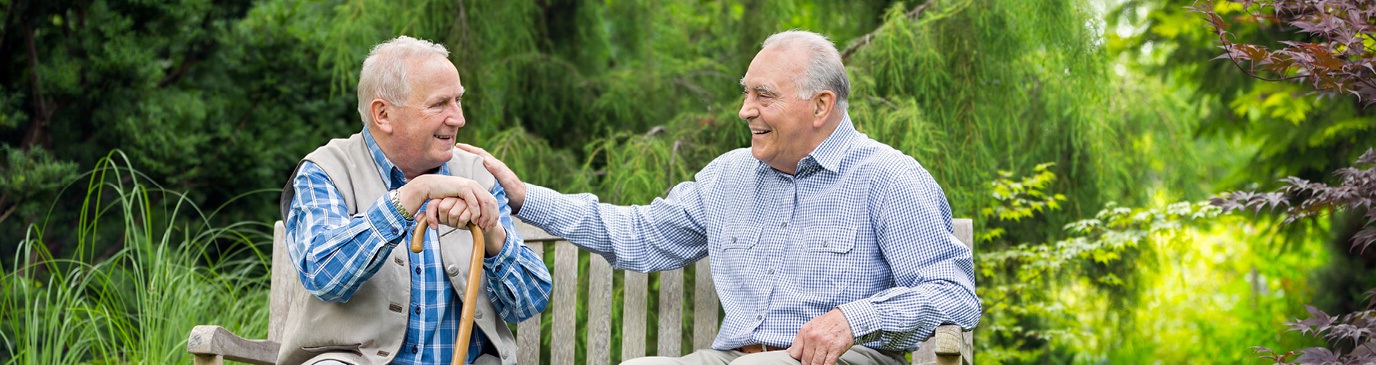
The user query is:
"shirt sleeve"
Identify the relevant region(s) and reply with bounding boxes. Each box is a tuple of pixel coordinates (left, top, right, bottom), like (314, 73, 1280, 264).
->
(482, 182, 553, 323)
(836, 165, 982, 349)
(513, 180, 710, 273)
(284, 161, 413, 302)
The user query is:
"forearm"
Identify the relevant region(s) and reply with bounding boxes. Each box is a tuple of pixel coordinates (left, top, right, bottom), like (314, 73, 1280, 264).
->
(838, 274, 981, 349)
(515, 183, 708, 272)
(484, 216, 552, 323)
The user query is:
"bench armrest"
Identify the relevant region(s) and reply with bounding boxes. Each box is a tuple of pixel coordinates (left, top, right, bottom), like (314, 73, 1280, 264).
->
(187, 325, 280, 365)
(929, 324, 972, 365)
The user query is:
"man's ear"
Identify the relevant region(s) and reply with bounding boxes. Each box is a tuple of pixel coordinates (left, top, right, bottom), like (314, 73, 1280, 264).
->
(812, 90, 836, 127)
(370, 99, 393, 134)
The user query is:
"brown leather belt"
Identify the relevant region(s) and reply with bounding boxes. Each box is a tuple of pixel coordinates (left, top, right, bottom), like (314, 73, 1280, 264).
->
(734, 344, 786, 354)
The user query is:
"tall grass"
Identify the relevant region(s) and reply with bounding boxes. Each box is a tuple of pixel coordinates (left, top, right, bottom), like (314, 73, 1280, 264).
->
(1, 151, 273, 364)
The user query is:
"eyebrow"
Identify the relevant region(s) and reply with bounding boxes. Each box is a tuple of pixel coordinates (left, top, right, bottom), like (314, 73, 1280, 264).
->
(740, 79, 777, 94)
(430, 88, 465, 104)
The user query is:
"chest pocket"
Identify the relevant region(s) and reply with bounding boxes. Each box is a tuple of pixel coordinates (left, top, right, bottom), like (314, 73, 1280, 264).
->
(716, 225, 761, 291)
(795, 225, 859, 298)
(805, 226, 856, 254)
(721, 225, 762, 250)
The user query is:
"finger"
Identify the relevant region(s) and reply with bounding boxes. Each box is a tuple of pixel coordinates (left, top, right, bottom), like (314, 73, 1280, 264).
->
(809, 344, 827, 365)
(462, 188, 480, 225)
(455, 142, 488, 157)
(824, 347, 842, 365)
(425, 200, 439, 228)
(451, 196, 473, 225)
(787, 344, 802, 360)
(435, 197, 455, 223)
(458, 206, 472, 228)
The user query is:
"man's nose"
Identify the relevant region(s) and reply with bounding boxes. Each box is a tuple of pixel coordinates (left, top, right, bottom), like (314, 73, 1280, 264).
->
(738, 100, 756, 121)
(446, 102, 465, 127)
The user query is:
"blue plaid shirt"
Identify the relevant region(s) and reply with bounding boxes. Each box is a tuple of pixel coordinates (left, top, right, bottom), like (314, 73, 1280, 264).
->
(285, 129, 552, 364)
(517, 115, 980, 352)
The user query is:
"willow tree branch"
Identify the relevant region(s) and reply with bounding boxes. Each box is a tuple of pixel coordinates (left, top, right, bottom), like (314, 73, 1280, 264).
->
(840, 1, 933, 60)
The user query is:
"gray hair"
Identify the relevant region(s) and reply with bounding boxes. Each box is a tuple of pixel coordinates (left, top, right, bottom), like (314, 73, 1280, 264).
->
(357, 36, 451, 125)
(761, 30, 850, 111)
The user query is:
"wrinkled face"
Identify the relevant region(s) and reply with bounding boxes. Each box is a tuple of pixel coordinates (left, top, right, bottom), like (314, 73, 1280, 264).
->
(386, 55, 466, 175)
(737, 46, 820, 174)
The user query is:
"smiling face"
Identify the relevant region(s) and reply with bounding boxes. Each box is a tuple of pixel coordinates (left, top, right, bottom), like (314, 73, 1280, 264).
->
(373, 55, 466, 178)
(737, 46, 827, 174)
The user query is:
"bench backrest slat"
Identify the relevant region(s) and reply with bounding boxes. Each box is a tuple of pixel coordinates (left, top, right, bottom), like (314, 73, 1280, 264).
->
(516, 241, 544, 365)
(622, 271, 648, 360)
(269, 222, 291, 343)
(692, 259, 719, 350)
(551, 242, 579, 365)
(587, 256, 614, 365)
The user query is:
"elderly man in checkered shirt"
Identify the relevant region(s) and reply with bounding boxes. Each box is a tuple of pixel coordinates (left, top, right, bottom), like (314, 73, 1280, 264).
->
(460, 30, 981, 365)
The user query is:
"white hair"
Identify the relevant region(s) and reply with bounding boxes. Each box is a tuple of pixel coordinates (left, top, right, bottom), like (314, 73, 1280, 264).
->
(357, 36, 450, 125)
(761, 30, 850, 111)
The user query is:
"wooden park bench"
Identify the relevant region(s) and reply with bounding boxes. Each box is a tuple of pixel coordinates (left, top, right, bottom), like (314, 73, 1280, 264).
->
(188, 219, 974, 365)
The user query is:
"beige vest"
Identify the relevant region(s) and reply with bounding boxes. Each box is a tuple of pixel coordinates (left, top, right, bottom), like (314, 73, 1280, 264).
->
(277, 133, 517, 365)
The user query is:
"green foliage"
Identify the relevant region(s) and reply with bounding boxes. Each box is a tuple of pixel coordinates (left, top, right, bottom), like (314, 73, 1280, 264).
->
(981, 163, 1068, 242)
(842, 0, 1196, 247)
(0, 152, 271, 364)
(1108, 0, 1376, 186)
(975, 161, 1218, 362)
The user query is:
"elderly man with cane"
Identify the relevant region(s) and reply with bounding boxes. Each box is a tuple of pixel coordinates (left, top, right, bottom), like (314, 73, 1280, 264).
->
(278, 36, 551, 365)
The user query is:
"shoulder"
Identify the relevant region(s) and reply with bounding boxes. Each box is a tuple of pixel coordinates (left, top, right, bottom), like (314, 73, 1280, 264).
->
(302, 134, 364, 171)
(846, 137, 929, 184)
(448, 147, 496, 190)
(696, 148, 757, 180)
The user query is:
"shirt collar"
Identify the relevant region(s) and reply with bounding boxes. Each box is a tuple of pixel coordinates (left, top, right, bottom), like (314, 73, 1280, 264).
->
(362, 128, 449, 190)
(804, 113, 859, 174)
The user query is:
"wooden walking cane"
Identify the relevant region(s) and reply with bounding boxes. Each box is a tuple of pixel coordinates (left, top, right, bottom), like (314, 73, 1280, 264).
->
(409, 218, 486, 365)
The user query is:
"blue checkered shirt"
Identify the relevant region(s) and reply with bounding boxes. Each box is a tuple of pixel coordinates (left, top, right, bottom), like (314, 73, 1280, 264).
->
(285, 129, 552, 364)
(517, 115, 980, 352)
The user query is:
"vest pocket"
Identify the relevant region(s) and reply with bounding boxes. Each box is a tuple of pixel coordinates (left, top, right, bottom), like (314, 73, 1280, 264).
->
(301, 343, 363, 355)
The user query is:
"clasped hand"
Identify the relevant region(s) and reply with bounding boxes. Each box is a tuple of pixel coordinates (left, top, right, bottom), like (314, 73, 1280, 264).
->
(399, 174, 505, 255)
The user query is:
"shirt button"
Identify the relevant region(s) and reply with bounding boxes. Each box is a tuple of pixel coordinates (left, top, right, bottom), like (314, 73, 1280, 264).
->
(767, 269, 775, 275)
(411, 345, 419, 354)
(414, 267, 421, 275)
(780, 222, 787, 228)
(756, 315, 763, 321)
(414, 305, 421, 314)
(475, 311, 484, 320)
(391, 227, 399, 235)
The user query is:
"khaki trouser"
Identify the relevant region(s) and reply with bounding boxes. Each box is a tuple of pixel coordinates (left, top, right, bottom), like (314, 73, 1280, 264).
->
(620, 346, 907, 365)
